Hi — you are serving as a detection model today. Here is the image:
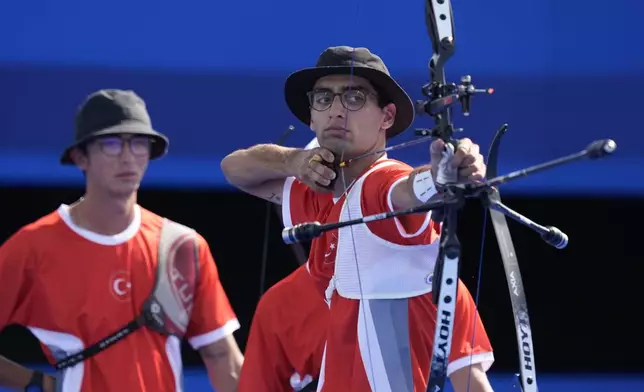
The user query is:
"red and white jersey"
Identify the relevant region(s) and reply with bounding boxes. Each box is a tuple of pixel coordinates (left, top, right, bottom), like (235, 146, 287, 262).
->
(0, 204, 240, 392)
(281, 156, 494, 391)
(238, 263, 327, 392)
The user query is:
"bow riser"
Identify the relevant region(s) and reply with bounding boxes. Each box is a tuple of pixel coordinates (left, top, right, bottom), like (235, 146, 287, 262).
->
(422, 1, 465, 391)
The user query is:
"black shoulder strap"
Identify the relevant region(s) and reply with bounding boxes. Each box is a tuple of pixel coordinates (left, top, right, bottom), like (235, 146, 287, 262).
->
(53, 219, 200, 371)
(54, 315, 147, 370)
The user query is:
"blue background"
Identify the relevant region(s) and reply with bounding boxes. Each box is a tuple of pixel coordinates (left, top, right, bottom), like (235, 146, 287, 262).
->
(0, 3, 643, 390)
(0, 0, 642, 195)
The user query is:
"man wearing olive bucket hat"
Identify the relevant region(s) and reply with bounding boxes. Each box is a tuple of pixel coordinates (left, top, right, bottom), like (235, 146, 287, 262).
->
(224, 45, 495, 391)
(0, 89, 244, 391)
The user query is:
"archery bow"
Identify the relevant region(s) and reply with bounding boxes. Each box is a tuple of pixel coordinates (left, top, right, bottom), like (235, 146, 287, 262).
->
(420, 2, 539, 390)
(279, 1, 617, 391)
(282, 139, 615, 392)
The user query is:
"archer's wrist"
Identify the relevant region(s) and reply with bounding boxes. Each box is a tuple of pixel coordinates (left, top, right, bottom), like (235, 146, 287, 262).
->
(283, 148, 306, 178)
(410, 165, 438, 203)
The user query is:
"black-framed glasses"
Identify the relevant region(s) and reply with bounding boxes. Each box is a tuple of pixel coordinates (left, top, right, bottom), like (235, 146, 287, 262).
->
(95, 135, 153, 157)
(307, 88, 376, 112)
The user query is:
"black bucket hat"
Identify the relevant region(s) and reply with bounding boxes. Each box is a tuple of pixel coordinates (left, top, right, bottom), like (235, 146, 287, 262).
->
(60, 89, 169, 165)
(284, 46, 414, 139)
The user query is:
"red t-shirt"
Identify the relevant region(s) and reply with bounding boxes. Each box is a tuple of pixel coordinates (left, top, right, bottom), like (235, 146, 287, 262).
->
(238, 263, 327, 392)
(282, 158, 494, 391)
(0, 204, 240, 392)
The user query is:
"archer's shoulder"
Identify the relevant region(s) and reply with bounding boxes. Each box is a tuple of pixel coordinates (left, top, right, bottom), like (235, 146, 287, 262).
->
(138, 206, 210, 247)
(375, 158, 414, 172)
(362, 158, 414, 185)
(0, 209, 65, 257)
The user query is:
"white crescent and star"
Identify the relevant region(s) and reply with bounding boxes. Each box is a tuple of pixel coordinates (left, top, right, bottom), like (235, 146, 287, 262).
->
(112, 277, 132, 297)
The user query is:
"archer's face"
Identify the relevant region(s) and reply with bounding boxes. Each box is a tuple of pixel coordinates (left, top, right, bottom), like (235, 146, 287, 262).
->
(309, 75, 396, 158)
(72, 134, 151, 199)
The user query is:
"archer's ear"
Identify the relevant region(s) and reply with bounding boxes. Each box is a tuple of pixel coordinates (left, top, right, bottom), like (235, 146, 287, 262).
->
(69, 147, 89, 171)
(382, 103, 397, 130)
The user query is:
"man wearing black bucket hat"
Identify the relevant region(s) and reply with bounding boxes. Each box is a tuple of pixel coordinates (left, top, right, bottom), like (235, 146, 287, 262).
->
(222, 46, 494, 391)
(0, 89, 243, 392)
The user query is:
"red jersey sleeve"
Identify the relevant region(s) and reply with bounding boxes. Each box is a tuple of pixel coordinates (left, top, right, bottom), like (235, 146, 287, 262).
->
(237, 291, 293, 392)
(447, 280, 495, 375)
(185, 235, 240, 349)
(361, 160, 441, 246)
(0, 228, 35, 328)
(281, 177, 332, 227)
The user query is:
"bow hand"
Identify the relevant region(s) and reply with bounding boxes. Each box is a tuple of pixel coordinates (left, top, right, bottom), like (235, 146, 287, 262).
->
(429, 138, 487, 187)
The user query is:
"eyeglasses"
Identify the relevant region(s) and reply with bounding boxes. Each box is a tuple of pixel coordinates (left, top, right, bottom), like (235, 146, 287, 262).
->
(307, 88, 376, 112)
(95, 136, 153, 157)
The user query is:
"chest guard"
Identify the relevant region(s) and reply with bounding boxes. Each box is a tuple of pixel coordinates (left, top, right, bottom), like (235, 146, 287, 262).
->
(141, 218, 199, 337)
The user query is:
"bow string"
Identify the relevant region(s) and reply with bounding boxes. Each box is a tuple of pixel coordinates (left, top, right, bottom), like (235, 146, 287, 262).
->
(336, 1, 532, 391)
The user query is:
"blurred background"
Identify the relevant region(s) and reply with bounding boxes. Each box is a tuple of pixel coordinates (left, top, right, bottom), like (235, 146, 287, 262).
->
(1, 0, 642, 391)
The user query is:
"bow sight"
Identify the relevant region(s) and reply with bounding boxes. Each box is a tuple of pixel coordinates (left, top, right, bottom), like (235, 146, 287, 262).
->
(414, 74, 493, 138)
(414, 0, 493, 142)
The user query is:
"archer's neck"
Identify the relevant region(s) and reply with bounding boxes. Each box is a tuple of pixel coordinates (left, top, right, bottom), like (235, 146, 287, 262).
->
(69, 191, 138, 236)
(332, 154, 382, 198)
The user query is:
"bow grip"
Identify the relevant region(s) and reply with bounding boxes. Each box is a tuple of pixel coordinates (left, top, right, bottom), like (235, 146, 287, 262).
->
(436, 142, 458, 185)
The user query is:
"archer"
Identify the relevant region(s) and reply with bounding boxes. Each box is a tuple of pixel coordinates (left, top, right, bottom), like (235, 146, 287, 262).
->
(221, 46, 494, 392)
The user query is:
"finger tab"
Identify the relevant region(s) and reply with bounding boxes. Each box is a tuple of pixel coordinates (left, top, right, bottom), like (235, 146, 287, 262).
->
(320, 149, 336, 163)
(315, 158, 339, 190)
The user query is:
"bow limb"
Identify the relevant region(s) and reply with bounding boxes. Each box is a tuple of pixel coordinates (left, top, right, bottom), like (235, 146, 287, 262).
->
(484, 125, 538, 392)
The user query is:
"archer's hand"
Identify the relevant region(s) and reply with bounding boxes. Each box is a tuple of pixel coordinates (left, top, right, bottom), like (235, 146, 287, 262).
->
(290, 147, 337, 193)
(429, 138, 486, 184)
